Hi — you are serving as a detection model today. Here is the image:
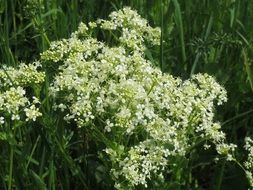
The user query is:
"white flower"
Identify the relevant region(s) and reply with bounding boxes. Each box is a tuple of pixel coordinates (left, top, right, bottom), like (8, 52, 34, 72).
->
(0, 116, 5, 124)
(24, 105, 42, 121)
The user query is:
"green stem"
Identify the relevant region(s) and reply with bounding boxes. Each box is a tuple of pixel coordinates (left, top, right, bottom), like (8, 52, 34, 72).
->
(8, 145, 14, 190)
(160, 0, 164, 72)
(232, 158, 247, 173)
(25, 136, 41, 170)
(215, 160, 225, 190)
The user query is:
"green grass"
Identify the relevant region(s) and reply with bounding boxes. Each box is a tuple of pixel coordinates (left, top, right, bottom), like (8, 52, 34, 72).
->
(1, 0, 253, 189)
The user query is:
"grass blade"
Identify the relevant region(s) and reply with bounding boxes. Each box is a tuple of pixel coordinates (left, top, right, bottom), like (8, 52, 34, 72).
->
(242, 49, 253, 92)
(172, 0, 186, 63)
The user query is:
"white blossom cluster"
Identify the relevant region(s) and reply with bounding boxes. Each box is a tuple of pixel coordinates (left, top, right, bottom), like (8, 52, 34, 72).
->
(107, 140, 168, 188)
(0, 62, 45, 88)
(0, 87, 42, 124)
(41, 8, 234, 189)
(0, 63, 44, 126)
(96, 7, 160, 51)
(244, 137, 253, 186)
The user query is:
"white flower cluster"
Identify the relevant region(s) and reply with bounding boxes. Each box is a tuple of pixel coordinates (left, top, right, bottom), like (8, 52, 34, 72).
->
(0, 87, 42, 123)
(0, 63, 44, 125)
(108, 140, 169, 188)
(0, 62, 45, 88)
(97, 7, 160, 51)
(41, 8, 232, 189)
(244, 137, 253, 186)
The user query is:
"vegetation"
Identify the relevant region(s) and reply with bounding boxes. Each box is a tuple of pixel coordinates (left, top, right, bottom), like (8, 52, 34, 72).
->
(1, 0, 253, 189)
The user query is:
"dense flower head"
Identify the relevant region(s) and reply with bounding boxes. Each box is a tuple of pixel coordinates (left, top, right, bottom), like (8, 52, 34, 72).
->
(98, 7, 161, 51)
(0, 87, 42, 124)
(0, 63, 44, 127)
(41, 7, 233, 189)
(0, 62, 45, 89)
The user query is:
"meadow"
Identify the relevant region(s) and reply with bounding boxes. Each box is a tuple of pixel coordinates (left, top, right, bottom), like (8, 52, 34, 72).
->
(1, 0, 253, 189)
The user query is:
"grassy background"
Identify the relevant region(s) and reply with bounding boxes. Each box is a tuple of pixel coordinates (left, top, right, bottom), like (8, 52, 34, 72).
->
(1, 0, 253, 189)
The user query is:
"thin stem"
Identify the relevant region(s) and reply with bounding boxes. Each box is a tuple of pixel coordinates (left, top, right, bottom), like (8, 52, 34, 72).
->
(160, 0, 164, 72)
(8, 145, 14, 190)
(215, 160, 225, 190)
(232, 158, 247, 173)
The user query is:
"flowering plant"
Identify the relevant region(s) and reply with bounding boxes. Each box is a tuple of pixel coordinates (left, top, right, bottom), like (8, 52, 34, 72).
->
(41, 7, 238, 189)
(1, 7, 253, 190)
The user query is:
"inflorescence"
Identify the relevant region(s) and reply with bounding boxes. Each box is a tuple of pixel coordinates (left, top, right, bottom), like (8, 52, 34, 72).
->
(1, 7, 252, 189)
